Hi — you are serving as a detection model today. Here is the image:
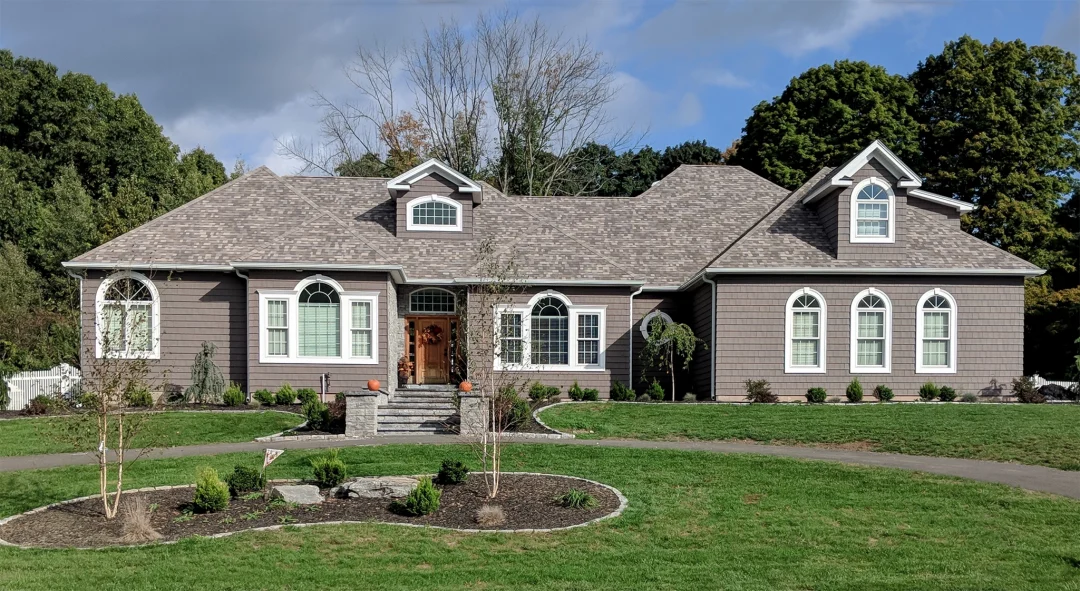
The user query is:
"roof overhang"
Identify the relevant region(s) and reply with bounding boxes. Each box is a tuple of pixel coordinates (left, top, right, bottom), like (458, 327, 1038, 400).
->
(62, 261, 235, 273)
(907, 189, 976, 212)
(695, 266, 1044, 282)
(387, 158, 482, 203)
(803, 140, 922, 204)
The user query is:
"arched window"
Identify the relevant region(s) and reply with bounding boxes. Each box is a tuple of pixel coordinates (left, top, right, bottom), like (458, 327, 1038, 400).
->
(531, 297, 569, 365)
(406, 195, 462, 231)
(916, 289, 957, 373)
(640, 310, 673, 340)
(409, 288, 456, 314)
(299, 282, 341, 357)
(851, 178, 895, 243)
(850, 290, 891, 372)
(96, 272, 160, 358)
(785, 288, 826, 373)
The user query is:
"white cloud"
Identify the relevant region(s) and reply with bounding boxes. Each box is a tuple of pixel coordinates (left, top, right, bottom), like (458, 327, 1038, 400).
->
(696, 68, 752, 89)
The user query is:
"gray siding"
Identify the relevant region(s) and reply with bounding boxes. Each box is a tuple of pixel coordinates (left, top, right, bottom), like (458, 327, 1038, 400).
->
(816, 189, 839, 251)
(247, 270, 390, 393)
(395, 173, 475, 239)
(81, 270, 246, 391)
(909, 197, 962, 226)
(713, 275, 1024, 401)
(834, 160, 908, 260)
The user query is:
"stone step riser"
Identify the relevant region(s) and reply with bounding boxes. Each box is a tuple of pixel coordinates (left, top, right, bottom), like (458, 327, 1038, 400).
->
(379, 407, 456, 413)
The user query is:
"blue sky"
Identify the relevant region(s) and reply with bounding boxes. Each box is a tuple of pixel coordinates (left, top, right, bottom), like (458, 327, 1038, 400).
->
(1, 0, 1077, 173)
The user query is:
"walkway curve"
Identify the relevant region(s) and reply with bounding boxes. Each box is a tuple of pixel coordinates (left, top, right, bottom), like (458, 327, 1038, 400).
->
(1, 436, 1077, 500)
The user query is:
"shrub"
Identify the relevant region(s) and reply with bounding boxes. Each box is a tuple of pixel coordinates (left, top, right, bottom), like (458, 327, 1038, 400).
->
(253, 389, 275, 405)
(76, 391, 100, 409)
(845, 378, 863, 403)
(938, 386, 957, 402)
(646, 379, 665, 401)
(186, 341, 225, 403)
(222, 383, 245, 407)
(567, 381, 585, 401)
(303, 400, 330, 431)
(437, 459, 469, 485)
(0, 378, 8, 411)
(679, 392, 699, 402)
(275, 383, 296, 405)
(581, 388, 599, 401)
(555, 488, 597, 509)
(873, 385, 894, 402)
(311, 449, 347, 488)
(805, 387, 827, 403)
(1039, 384, 1072, 401)
(507, 396, 531, 431)
(527, 382, 560, 403)
(225, 465, 266, 497)
(296, 388, 319, 406)
(24, 395, 51, 416)
(193, 467, 230, 513)
(475, 504, 506, 526)
(392, 477, 441, 516)
(125, 385, 154, 408)
(745, 379, 777, 403)
(120, 496, 162, 543)
(918, 382, 940, 401)
(635, 393, 652, 403)
(960, 392, 979, 403)
(826, 396, 842, 403)
(610, 381, 635, 401)
(1012, 377, 1045, 404)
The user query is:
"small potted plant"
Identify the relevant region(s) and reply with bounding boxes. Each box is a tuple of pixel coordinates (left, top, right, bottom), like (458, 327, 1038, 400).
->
(397, 356, 414, 388)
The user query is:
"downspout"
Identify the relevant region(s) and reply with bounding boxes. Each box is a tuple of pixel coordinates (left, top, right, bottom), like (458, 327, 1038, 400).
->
(234, 268, 251, 404)
(628, 285, 645, 389)
(702, 275, 717, 400)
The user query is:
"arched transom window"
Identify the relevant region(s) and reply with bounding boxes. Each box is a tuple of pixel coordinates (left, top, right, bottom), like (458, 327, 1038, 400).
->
(916, 290, 956, 373)
(785, 289, 826, 373)
(850, 290, 892, 372)
(96, 272, 160, 359)
(406, 195, 462, 231)
(495, 292, 605, 370)
(851, 178, 895, 243)
(259, 276, 378, 364)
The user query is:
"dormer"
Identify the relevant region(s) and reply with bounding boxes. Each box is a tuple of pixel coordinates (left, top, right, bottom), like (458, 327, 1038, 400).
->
(387, 159, 482, 238)
(801, 140, 974, 260)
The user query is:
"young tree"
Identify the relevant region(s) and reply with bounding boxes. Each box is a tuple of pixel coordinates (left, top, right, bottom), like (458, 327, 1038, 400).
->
(186, 341, 225, 404)
(639, 315, 705, 402)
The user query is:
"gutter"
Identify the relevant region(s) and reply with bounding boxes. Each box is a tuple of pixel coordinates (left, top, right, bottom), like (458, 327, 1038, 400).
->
(628, 285, 645, 390)
(703, 267, 1045, 277)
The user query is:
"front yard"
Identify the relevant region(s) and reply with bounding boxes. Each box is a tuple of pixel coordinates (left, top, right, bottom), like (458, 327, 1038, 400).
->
(538, 403, 1080, 471)
(0, 444, 1078, 590)
(0, 411, 302, 457)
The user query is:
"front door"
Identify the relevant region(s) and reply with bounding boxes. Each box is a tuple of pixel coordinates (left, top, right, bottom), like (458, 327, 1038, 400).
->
(415, 317, 451, 384)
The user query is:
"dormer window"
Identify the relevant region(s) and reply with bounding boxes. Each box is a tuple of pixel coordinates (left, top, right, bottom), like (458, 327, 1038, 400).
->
(406, 195, 462, 232)
(851, 178, 895, 243)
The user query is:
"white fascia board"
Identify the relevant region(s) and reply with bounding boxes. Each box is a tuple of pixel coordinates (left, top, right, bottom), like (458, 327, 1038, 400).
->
(704, 267, 1045, 277)
(62, 261, 234, 272)
(908, 189, 977, 212)
(386, 158, 481, 193)
(451, 277, 646, 287)
(803, 140, 922, 204)
(229, 262, 408, 284)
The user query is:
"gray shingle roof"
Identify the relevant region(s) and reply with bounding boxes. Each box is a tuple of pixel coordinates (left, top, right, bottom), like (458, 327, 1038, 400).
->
(70, 162, 1040, 284)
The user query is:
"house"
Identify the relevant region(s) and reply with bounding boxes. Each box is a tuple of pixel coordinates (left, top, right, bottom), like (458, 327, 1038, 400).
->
(64, 141, 1041, 407)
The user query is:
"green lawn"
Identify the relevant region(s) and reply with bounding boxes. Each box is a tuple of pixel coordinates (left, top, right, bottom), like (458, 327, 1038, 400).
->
(538, 403, 1080, 471)
(0, 411, 302, 457)
(0, 444, 1077, 590)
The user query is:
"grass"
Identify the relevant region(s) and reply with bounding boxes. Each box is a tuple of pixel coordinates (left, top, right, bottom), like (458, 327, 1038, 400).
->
(538, 403, 1080, 471)
(0, 411, 302, 457)
(0, 444, 1078, 590)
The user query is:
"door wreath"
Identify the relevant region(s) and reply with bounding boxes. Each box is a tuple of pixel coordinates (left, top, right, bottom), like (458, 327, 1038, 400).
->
(421, 323, 444, 345)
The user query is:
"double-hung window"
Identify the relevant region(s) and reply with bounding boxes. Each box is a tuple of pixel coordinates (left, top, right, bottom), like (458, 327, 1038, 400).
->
(266, 300, 289, 357)
(850, 178, 895, 243)
(95, 272, 160, 359)
(577, 313, 600, 365)
(259, 277, 378, 364)
(785, 289, 826, 373)
(495, 292, 605, 370)
(850, 290, 891, 372)
(916, 290, 957, 373)
(499, 313, 523, 364)
(351, 301, 373, 358)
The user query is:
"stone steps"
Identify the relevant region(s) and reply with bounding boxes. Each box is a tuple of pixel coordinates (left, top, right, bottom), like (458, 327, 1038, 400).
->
(376, 385, 460, 435)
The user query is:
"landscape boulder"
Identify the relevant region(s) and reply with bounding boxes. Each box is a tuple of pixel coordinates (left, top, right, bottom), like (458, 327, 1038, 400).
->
(331, 476, 419, 499)
(271, 484, 323, 505)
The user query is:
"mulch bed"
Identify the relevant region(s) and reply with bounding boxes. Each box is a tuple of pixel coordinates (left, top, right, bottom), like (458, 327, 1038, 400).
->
(0, 473, 620, 548)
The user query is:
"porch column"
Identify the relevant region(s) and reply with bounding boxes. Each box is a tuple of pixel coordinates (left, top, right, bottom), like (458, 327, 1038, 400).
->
(344, 391, 380, 437)
(458, 392, 489, 437)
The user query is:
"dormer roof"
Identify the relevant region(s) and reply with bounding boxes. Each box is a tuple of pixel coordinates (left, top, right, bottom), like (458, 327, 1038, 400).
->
(387, 158, 482, 203)
(802, 140, 921, 204)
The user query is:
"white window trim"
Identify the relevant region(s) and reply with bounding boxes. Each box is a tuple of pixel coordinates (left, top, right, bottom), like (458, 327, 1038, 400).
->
(915, 288, 957, 374)
(849, 177, 896, 244)
(493, 291, 607, 372)
(849, 288, 892, 374)
(408, 287, 457, 314)
(640, 310, 673, 340)
(784, 287, 827, 374)
(95, 271, 161, 359)
(405, 194, 463, 232)
(257, 275, 379, 365)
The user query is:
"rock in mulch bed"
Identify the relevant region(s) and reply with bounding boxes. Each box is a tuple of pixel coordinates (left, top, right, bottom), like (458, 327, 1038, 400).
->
(0, 473, 621, 548)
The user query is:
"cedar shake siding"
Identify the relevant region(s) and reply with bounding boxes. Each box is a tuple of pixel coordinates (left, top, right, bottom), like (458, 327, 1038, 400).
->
(833, 159, 907, 260)
(909, 198, 962, 226)
(471, 286, 633, 397)
(81, 270, 246, 391)
(713, 275, 1024, 401)
(395, 173, 475, 239)
(246, 270, 390, 393)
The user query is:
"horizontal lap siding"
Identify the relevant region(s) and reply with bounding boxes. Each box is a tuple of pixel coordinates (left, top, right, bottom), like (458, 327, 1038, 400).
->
(81, 271, 246, 391)
(714, 275, 1024, 401)
(247, 270, 390, 393)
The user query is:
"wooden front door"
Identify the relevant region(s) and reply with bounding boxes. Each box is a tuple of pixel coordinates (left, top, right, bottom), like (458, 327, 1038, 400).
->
(415, 317, 451, 384)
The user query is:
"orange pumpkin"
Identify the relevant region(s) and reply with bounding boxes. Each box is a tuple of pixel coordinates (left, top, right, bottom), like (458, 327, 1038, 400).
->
(459, 381, 473, 393)
(367, 379, 380, 392)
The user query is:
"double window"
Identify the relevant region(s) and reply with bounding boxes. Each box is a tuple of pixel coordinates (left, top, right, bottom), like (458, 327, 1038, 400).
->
(405, 195, 462, 232)
(259, 277, 378, 364)
(95, 272, 160, 359)
(850, 178, 895, 243)
(495, 292, 605, 370)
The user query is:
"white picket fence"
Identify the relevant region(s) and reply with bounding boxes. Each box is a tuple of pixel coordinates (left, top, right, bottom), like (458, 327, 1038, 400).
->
(2, 364, 82, 411)
(1030, 374, 1078, 390)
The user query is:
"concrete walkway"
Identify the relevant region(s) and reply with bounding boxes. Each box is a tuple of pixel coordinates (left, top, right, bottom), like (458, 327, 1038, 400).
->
(2, 436, 1078, 500)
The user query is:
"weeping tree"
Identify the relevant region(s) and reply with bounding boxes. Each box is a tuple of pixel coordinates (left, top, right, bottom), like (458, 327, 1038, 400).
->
(640, 315, 705, 402)
(185, 341, 224, 403)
